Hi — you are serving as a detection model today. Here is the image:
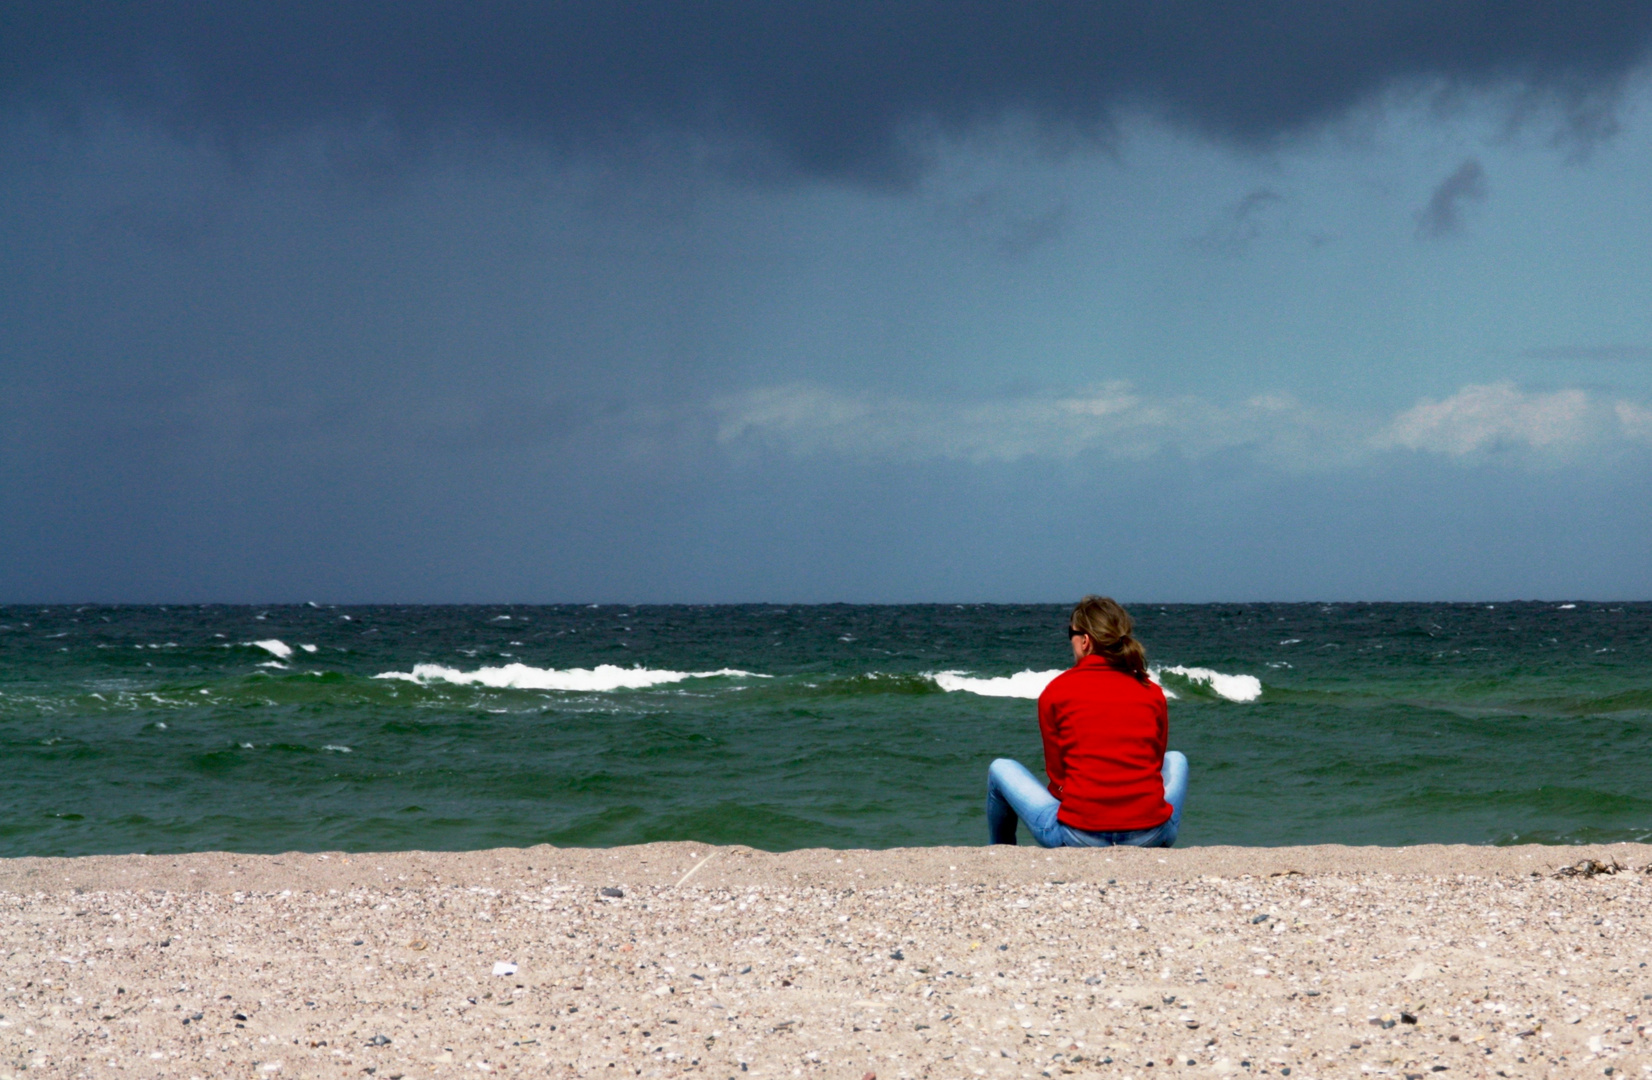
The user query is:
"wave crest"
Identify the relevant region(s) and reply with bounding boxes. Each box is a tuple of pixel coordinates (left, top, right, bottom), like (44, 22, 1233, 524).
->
(930, 664, 1262, 702)
(373, 663, 762, 692)
(929, 670, 1062, 698)
(250, 639, 293, 660)
(1154, 665, 1262, 702)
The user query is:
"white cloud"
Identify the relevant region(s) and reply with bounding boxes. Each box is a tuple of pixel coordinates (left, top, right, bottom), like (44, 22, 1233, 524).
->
(712, 380, 1652, 468)
(714, 382, 1356, 467)
(1373, 382, 1614, 455)
(1617, 399, 1652, 443)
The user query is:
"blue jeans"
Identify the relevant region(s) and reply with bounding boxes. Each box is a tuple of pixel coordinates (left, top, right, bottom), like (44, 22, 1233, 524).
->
(986, 752, 1188, 847)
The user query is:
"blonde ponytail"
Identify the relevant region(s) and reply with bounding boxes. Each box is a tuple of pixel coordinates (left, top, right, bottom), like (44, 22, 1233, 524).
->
(1070, 595, 1150, 684)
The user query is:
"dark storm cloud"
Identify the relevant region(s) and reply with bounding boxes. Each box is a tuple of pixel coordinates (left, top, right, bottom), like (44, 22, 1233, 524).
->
(1415, 158, 1488, 238)
(4, 2, 1652, 183)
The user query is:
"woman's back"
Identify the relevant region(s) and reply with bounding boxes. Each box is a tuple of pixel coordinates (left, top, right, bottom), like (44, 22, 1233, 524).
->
(1037, 656, 1171, 832)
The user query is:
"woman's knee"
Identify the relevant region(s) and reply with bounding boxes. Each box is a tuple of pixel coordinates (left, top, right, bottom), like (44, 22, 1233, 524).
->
(1161, 750, 1189, 813)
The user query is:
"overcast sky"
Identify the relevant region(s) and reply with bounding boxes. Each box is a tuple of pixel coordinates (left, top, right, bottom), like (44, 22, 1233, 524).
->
(3, 2, 1652, 602)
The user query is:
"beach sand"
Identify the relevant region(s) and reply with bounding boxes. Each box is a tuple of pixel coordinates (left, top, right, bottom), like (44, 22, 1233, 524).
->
(4, 842, 1650, 1079)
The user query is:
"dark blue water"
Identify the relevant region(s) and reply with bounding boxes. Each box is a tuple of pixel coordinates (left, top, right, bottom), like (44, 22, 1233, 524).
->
(2, 602, 1648, 855)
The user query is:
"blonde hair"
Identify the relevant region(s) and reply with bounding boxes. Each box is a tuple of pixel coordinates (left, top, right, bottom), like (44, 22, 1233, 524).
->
(1070, 595, 1149, 683)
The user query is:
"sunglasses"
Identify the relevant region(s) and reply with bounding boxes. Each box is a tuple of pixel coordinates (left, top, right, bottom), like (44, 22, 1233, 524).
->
(1067, 627, 1086, 639)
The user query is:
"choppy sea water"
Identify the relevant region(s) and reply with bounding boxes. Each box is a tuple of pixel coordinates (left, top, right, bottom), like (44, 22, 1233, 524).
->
(2, 603, 1648, 856)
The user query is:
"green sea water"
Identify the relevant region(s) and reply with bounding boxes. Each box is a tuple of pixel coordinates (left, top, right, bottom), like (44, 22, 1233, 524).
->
(2, 602, 1648, 856)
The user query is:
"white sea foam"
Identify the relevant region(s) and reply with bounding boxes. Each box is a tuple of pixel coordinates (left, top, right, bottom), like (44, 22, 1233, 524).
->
(251, 639, 293, 660)
(301, 643, 319, 653)
(932, 668, 1180, 699)
(930, 669, 1062, 699)
(1154, 665, 1263, 702)
(931, 664, 1261, 703)
(373, 663, 764, 692)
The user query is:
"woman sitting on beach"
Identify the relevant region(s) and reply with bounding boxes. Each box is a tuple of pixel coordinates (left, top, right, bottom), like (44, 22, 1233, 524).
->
(987, 596, 1188, 847)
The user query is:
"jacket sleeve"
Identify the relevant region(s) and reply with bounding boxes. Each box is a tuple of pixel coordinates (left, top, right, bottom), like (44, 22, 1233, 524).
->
(1038, 688, 1066, 799)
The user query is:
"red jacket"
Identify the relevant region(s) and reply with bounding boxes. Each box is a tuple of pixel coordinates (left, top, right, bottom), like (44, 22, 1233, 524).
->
(1037, 655, 1171, 832)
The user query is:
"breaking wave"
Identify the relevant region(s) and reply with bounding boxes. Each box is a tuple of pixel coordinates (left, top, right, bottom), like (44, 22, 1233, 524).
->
(372, 663, 763, 692)
(1154, 665, 1263, 702)
(930, 664, 1263, 703)
(929, 670, 1062, 698)
(250, 639, 293, 660)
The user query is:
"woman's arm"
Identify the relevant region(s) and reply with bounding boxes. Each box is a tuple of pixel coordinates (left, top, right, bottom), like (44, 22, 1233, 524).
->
(1154, 690, 1169, 760)
(1038, 694, 1067, 798)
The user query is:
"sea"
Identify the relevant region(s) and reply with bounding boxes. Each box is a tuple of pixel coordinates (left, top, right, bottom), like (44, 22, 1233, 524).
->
(2, 603, 1648, 857)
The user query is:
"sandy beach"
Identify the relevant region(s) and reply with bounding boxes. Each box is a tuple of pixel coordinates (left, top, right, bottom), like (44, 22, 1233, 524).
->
(3, 842, 1650, 1080)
